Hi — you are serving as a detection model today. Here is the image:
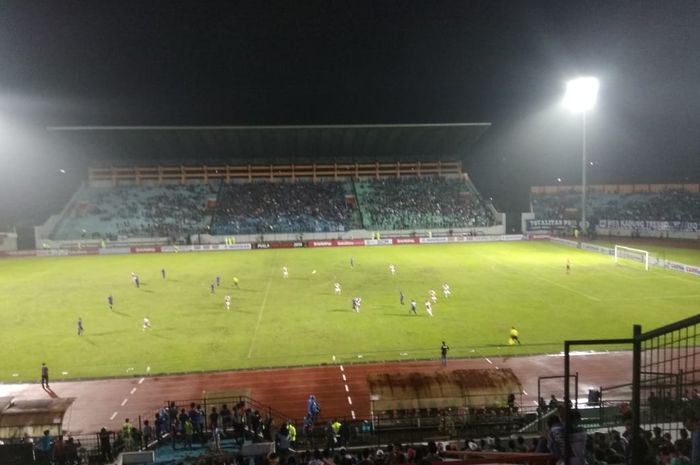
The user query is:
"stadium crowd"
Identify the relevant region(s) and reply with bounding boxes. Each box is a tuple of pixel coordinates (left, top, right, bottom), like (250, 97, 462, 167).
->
(16, 392, 700, 465)
(54, 185, 213, 240)
(532, 190, 700, 223)
(356, 177, 495, 231)
(212, 181, 354, 235)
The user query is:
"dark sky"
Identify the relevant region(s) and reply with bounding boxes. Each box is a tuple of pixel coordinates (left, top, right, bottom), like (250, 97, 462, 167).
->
(1, 0, 700, 224)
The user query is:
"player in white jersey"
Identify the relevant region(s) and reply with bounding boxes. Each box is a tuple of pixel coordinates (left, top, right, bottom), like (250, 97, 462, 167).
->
(429, 289, 438, 303)
(442, 283, 451, 298)
(334, 282, 342, 295)
(425, 301, 433, 317)
(282, 266, 289, 279)
(356, 297, 362, 312)
(389, 264, 396, 275)
(142, 317, 152, 331)
(224, 295, 231, 310)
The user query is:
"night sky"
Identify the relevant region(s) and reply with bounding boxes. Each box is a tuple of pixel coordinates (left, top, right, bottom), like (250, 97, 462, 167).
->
(1, 0, 700, 225)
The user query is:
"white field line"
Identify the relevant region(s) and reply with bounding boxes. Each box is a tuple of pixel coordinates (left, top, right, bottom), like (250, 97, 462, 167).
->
(477, 252, 601, 302)
(534, 275, 602, 302)
(247, 268, 275, 359)
(601, 294, 700, 302)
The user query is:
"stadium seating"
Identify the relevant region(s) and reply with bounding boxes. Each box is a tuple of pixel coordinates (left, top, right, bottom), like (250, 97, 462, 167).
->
(50, 176, 499, 240)
(211, 181, 357, 235)
(52, 184, 214, 240)
(532, 190, 700, 222)
(355, 177, 496, 230)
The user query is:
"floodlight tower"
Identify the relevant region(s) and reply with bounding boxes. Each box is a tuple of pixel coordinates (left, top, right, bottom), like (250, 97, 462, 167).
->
(563, 77, 599, 236)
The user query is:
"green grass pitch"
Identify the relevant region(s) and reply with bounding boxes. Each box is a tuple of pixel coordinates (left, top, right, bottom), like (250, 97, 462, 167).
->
(1, 241, 698, 382)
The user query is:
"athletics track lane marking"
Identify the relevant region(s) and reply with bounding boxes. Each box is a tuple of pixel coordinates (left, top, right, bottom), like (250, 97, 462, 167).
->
(334, 355, 356, 419)
(108, 376, 146, 422)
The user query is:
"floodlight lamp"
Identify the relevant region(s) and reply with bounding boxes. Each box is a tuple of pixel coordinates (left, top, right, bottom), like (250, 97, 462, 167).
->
(563, 77, 599, 113)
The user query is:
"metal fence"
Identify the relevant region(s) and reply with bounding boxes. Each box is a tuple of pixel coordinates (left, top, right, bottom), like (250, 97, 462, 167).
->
(563, 314, 700, 465)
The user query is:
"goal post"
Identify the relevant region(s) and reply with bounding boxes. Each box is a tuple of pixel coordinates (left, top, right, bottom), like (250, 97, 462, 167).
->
(614, 245, 649, 271)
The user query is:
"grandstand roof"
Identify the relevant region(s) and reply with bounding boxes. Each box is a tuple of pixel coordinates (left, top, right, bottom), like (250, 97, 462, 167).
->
(47, 123, 490, 163)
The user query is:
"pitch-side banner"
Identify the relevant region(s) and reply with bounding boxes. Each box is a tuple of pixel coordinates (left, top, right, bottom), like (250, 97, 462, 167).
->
(307, 239, 366, 247)
(392, 238, 418, 245)
(599, 219, 700, 232)
(526, 219, 577, 231)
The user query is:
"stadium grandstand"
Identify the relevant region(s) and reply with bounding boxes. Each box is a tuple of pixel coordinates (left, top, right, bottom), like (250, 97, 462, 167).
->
(526, 183, 700, 238)
(3, 124, 699, 465)
(38, 124, 503, 246)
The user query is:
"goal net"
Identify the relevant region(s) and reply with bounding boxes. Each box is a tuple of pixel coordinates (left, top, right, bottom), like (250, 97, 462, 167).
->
(614, 245, 649, 271)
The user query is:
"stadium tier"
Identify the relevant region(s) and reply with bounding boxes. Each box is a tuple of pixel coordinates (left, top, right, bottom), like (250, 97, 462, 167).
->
(211, 181, 357, 235)
(51, 184, 215, 240)
(531, 186, 700, 227)
(48, 168, 499, 240)
(356, 177, 495, 230)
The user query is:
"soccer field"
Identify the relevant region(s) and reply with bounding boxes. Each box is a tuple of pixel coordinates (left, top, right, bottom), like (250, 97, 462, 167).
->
(1, 241, 698, 382)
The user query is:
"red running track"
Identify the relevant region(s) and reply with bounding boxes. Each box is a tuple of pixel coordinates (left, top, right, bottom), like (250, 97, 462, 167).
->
(0, 351, 632, 434)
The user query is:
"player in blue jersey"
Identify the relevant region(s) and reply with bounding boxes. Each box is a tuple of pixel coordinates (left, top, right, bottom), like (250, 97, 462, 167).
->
(108, 294, 113, 310)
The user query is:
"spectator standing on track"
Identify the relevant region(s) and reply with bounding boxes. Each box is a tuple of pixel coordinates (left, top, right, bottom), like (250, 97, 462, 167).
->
(184, 418, 194, 449)
(37, 430, 53, 465)
(682, 408, 700, 465)
(287, 420, 297, 448)
(99, 427, 112, 462)
(142, 420, 153, 447)
(440, 341, 450, 366)
(41, 363, 49, 388)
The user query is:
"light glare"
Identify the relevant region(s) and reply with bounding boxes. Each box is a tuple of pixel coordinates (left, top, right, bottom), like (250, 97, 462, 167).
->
(563, 77, 599, 113)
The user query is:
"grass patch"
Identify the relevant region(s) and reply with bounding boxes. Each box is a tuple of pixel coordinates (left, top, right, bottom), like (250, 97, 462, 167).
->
(0, 241, 697, 381)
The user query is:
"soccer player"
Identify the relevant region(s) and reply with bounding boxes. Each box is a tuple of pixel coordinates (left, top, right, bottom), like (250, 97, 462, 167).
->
(389, 264, 396, 276)
(77, 317, 84, 336)
(143, 317, 152, 331)
(566, 259, 571, 274)
(216, 275, 221, 286)
(400, 290, 405, 305)
(356, 297, 362, 312)
(161, 268, 166, 279)
(350, 257, 354, 268)
(334, 282, 342, 295)
(108, 294, 113, 310)
(440, 341, 450, 366)
(442, 283, 451, 298)
(509, 326, 521, 345)
(210, 283, 215, 294)
(282, 266, 289, 279)
(135, 276, 140, 288)
(425, 301, 433, 317)
(224, 295, 231, 310)
(410, 299, 417, 314)
(352, 297, 358, 312)
(429, 289, 438, 303)
(233, 277, 239, 288)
